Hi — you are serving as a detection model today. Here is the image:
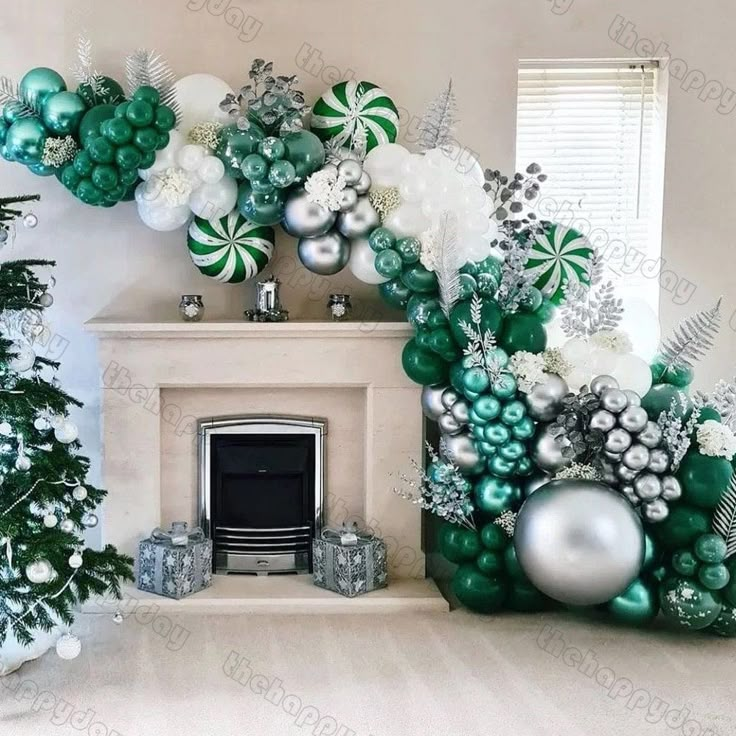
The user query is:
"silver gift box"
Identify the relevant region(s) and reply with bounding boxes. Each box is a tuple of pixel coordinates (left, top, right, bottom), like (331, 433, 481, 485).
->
(312, 537, 387, 597)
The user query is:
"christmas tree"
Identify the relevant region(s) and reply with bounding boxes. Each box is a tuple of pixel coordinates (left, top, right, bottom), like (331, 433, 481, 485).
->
(0, 209, 132, 652)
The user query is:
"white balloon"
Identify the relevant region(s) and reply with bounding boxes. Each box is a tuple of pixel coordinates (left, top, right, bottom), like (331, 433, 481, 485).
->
(462, 183, 488, 212)
(189, 176, 238, 221)
(610, 352, 653, 396)
(562, 337, 592, 365)
(197, 156, 225, 184)
(589, 347, 618, 376)
(348, 237, 389, 284)
(177, 144, 206, 172)
(137, 200, 191, 231)
(398, 176, 427, 203)
(460, 234, 492, 263)
(616, 291, 661, 362)
(384, 202, 430, 238)
(139, 130, 185, 181)
(171, 73, 233, 136)
(362, 143, 411, 187)
(441, 142, 484, 185)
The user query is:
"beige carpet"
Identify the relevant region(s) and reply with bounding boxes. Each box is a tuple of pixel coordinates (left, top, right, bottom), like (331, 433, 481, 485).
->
(2, 610, 734, 736)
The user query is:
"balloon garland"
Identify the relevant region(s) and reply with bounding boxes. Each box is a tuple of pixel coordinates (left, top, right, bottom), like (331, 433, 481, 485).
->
(4, 46, 736, 639)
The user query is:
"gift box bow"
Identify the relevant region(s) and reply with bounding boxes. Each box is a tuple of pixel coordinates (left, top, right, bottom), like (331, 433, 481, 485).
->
(321, 525, 374, 547)
(150, 522, 205, 547)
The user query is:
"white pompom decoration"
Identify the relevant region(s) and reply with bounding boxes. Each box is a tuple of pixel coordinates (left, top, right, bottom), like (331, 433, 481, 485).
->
(9, 344, 36, 373)
(55, 633, 82, 660)
(54, 420, 79, 445)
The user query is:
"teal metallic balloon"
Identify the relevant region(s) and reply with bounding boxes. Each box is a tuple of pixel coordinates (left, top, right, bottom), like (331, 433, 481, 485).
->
(698, 563, 730, 591)
(519, 286, 543, 313)
(491, 372, 517, 399)
(500, 400, 526, 426)
(3, 102, 28, 126)
(642, 532, 661, 572)
(19, 67, 66, 109)
(374, 249, 403, 279)
(268, 160, 296, 188)
(452, 563, 509, 613)
(216, 123, 265, 179)
(0, 118, 7, 145)
(488, 454, 517, 477)
(462, 367, 490, 395)
(395, 236, 421, 263)
(241, 152, 268, 180)
(368, 227, 396, 252)
(237, 181, 286, 226)
(258, 136, 286, 161)
(378, 278, 411, 309)
(282, 130, 325, 181)
(484, 422, 510, 445)
(516, 456, 533, 475)
(41, 91, 86, 136)
(401, 263, 438, 293)
(250, 177, 275, 194)
(695, 533, 728, 563)
(480, 522, 507, 551)
(476, 272, 499, 297)
(5, 118, 46, 164)
(498, 439, 525, 462)
(477, 440, 495, 455)
(660, 577, 722, 630)
(475, 475, 521, 514)
(473, 395, 501, 422)
(511, 416, 535, 440)
(28, 161, 55, 176)
(449, 361, 465, 393)
(406, 295, 439, 329)
(606, 578, 659, 626)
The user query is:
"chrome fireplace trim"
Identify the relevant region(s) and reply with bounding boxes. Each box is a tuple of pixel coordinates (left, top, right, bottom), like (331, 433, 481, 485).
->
(198, 415, 326, 575)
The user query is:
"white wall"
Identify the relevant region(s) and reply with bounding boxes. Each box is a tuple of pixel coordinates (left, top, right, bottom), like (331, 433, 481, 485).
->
(2, 0, 735, 545)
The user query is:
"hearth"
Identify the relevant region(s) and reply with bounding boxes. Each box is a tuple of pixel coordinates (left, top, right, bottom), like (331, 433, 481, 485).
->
(198, 416, 325, 575)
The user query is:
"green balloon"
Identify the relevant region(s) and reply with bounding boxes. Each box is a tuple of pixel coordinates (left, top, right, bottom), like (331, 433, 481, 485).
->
(696, 406, 721, 424)
(650, 358, 694, 388)
(250, 177, 275, 194)
(519, 286, 543, 312)
(449, 298, 503, 348)
(500, 312, 547, 354)
(500, 400, 526, 427)
(258, 136, 286, 161)
(115, 144, 142, 170)
(28, 161, 55, 176)
(483, 423, 511, 446)
(642, 532, 661, 571)
(723, 567, 736, 607)
(91, 164, 118, 191)
(241, 152, 268, 180)
(536, 298, 556, 323)
(87, 137, 114, 164)
(125, 100, 155, 128)
(268, 159, 296, 188)
(503, 544, 525, 579)
(462, 367, 490, 395)
(698, 563, 730, 591)
(76, 178, 103, 205)
(78, 104, 116, 145)
(3, 102, 29, 126)
(216, 123, 265, 179)
(476, 550, 505, 575)
(154, 105, 176, 133)
(511, 416, 535, 440)
(427, 327, 455, 357)
(641, 383, 690, 420)
(5, 118, 46, 164)
(237, 181, 286, 226)
(401, 339, 449, 386)
(426, 310, 448, 329)
(488, 454, 517, 477)
(452, 564, 508, 613)
(710, 606, 736, 637)
(41, 91, 86, 135)
(406, 295, 439, 329)
(133, 127, 159, 152)
(457, 273, 477, 300)
(139, 149, 156, 169)
(480, 522, 507, 551)
(656, 504, 712, 550)
(77, 76, 125, 107)
(133, 85, 160, 106)
(679, 451, 732, 509)
(672, 549, 699, 576)
(462, 256, 502, 282)
(473, 395, 501, 422)
(498, 439, 525, 461)
(449, 361, 465, 393)
(119, 167, 139, 188)
(660, 577, 722, 630)
(694, 533, 728, 563)
(282, 130, 325, 181)
(374, 249, 403, 279)
(474, 475, 521, 515)
(60, 164, 81, 189)
(395, 237, 421, 263)
(368, 227, 396, 252)
(401, 264, 438, 294)
(439, 523, 482, 563)
(0, 119, 7, 146)
(104, 117, 134, 145)
(606, 579, 659, 626)
(490, 372, 517, 400)
(476, 272, 499, 297)
(19, 67, 66, 109)
(378, 278, 411, 309)
(508, 581, 550, 612)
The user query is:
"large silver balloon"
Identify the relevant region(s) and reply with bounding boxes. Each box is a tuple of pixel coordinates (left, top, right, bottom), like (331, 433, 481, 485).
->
(531, 425, 572, 473)
(337, 196, 380, 238)
(421, 384, 449, 421)
(514, 480, 644, 605)
(283, 188, 337, 237)
(524, 374, 569, 421)
(297, 232, 351, 275)
(441, 432, 485, 475)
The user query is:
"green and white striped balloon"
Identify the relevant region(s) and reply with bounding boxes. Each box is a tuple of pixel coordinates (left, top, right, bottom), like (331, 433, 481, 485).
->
(187, 211, 274, 284)
(310, 81, 399, 153)
(525, 224, 593, 304)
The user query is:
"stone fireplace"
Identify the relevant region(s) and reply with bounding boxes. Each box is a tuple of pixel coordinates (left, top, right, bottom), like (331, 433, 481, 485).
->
(87, 318, 425, 579)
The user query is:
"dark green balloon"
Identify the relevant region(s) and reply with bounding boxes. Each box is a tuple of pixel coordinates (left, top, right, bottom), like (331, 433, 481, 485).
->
(474, 475, 521, 515)
(115, 144, 142, 170)
(216, 123, 265, 179)
(406, 295, 439, 329)
(508, 581, 550, 612)
(378, 278, 411, 309)
(458, 273, 477, 300)
(237, 181, 286, 226)
(87, 137, 115, 164)
(519, 286, 543, 313)
(439, 524, 482, 563)
(672, 549, 699, 576)
(462, 256, 502, 281)
(368, 227, 396, 252)
(641, 383, 690, 419)
(650, 358, 694, 388)
(449, 298, 503, 348)
(78, 104, 116, 145)
(694, 533, 728, 563)
(499, 312, 547, 354)
(133, 127, 159, 152)
(126, 100, 155, 128)
(77, 76, 125, 106)
(536, 297, 556, 323)
(75, 179, 103, 205)
(401, 264, 438, 294)
(282, 130, 325, 181)
(656, 504, 711, 550)
(374, 249, 403, 279)
(476, 550, 505, 575)
(503, 544, 525, 579)
(395, 237, 421, 263)
(698, 563, 730, 591)
(133, 85, 160, 106)
(452, 564, 508, 613)
(91, 164, 118, 191)
(660, 577, 722, 630)
(401, 339, 449, 386)
(679, 451, 732, 509)
(427, 327, 455, 357)
(104, 117, 134, 145)
(154, 105, 177, 133)
(480, 522, 507, 551)
(449, 361, 465, 393)
(710, 606, 736, 637)
(606, 579, 659, 626)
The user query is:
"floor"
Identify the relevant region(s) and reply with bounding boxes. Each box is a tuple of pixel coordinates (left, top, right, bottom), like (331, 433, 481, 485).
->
(2, 610, 734, 736)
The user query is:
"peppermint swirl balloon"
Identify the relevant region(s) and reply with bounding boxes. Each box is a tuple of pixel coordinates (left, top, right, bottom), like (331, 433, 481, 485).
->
(187, 211, 274, 283)
(525, 224, 593, 304)
(310, 81, 399, 153)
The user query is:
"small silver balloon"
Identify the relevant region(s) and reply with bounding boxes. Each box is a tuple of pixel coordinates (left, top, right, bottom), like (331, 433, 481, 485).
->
(336, 196, 380, 238)
(622, 443, 650, 471)
(590, 375, 619, 396)
(647, 448, 670, 474)
(441, 388, 460, 411)
(634, 473, 662, 500)
(616, 464, 640, 483)
(321, 163, 339, 177)
(620, 485, 641, 506)
(450, 399, 470, 425)
(283, 188, 337, 237)
(642, 498, 669, 523)
(618, 405, 649, 433)
(531, 425, 573, 473)
(438, 412, 464, 436)
(441, 432, 485, 475)
(589, 409, 617, 433)
(59, 518, 75, 533)
(525, 374, 569, 421)
(638, 421, 663, 449)
(523, 472, 552, 497)
(661, 475, 682, 501)
(337, 159, 363, 186)
(623, 390, 642, 407)
(600, 388, 629, 414)
(599, 460, 618, 486)
(604, 428, 633, 454)
(421, 384, 449, 421)
(297, 232, 351, 275)
(514, 480, 644, 606)
(604, 450, 622, 462)
(354, 170, 372, 195)
(338, 187, 359, 213)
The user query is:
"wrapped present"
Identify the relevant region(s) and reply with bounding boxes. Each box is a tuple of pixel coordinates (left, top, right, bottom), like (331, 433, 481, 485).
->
(312, 525, 387, 597)
(137, 522, 213, 599)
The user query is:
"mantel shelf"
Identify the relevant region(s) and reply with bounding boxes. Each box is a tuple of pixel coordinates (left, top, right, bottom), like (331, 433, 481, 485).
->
(84, 318, 413, 339)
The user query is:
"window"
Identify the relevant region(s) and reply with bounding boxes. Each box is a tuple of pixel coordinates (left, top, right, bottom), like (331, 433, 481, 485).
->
(516, 61, 666, 313)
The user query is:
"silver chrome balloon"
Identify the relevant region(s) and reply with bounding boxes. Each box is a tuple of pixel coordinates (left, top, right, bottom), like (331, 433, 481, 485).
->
(604, 428, 633, 454)
(531, 425, 573, 473)
(421, 384, 449, 421)
(616, 464, 640, 483)
(337, 159, 363, 186)
(621, 485, 640, 506)
(438, 412, 464, 436)
(450, 399, 470, 425)
(354, 171, 372, 195)
(634, 473, 662, 500)
(661, 475, 683, 501)
(622, 443, 650, 471)
(638, 421, 663, 449)
(600, 387, 629, 414)
(336, 196, 380, 238)
(623, 390, 642, 407)
(514, 480, 644, 605)
(338, 187, 359, 213)
(642, 498, 669, 522)
(283, 188, 337, 237)
(647, 448, 670, 474)
(589, 409, 617, 433)
(524, 374, 569, 421)
(618, 405, 648, 433)
(441, 432, 485, 475)
(297, 232, 351, 275)
(441, 388, 460, 411)
(590, 375, 619, 396)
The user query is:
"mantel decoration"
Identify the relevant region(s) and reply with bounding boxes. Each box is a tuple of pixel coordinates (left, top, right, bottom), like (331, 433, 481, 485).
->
(3, 41, 736, 641)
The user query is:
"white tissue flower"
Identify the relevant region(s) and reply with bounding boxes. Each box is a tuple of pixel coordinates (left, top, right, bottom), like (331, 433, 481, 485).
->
(696, 419, 736, 460)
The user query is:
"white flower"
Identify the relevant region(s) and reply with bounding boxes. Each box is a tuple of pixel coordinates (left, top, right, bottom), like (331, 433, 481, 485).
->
(146, 168, 197, 207)
(419, 228, 439, 272)
(590, 329, 633, 355)
(508, 351, 546, 392)
(305, 168, 347, 211)
(696, 419, 736, 460)
(542, 347, 572, 378)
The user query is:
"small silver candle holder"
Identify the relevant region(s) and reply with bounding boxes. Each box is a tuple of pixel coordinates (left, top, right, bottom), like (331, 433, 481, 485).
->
(327, 294, 352, 321)
(179, 295, 205, 322)
(244, 276, 289, 322)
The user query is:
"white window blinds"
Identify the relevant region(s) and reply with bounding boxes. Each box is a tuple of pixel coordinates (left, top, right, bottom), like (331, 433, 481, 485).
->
(516, 61, 665, 310)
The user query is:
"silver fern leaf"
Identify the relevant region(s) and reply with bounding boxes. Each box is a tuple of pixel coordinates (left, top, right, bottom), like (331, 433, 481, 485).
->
(658, 298, 722, 371)
(713, 472, 736, 559)
(70, 34, 109, 102)
(470, 292, 483, 325)
(0, 76, 39, 118)
(416, 79, 458, 153)
(699, 378, 736, 432)
(125, 49, 180, 122)
(436, 210, 461, 318)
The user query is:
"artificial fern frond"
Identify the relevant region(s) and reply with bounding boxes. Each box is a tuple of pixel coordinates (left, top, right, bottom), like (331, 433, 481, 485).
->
(125, 49, 180, 122)
(436, 210, 461, 318)
(416, 79, 458, 153)
(658, 298, 722, 371)
(713, 472, 736, 559)
(70, 34, 108, 102)
(703, 377, 736, 432)
(0, 76, 39, 119)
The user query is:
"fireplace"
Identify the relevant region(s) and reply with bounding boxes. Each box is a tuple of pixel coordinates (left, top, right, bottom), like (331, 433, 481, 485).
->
(198, 416, 325, 575)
